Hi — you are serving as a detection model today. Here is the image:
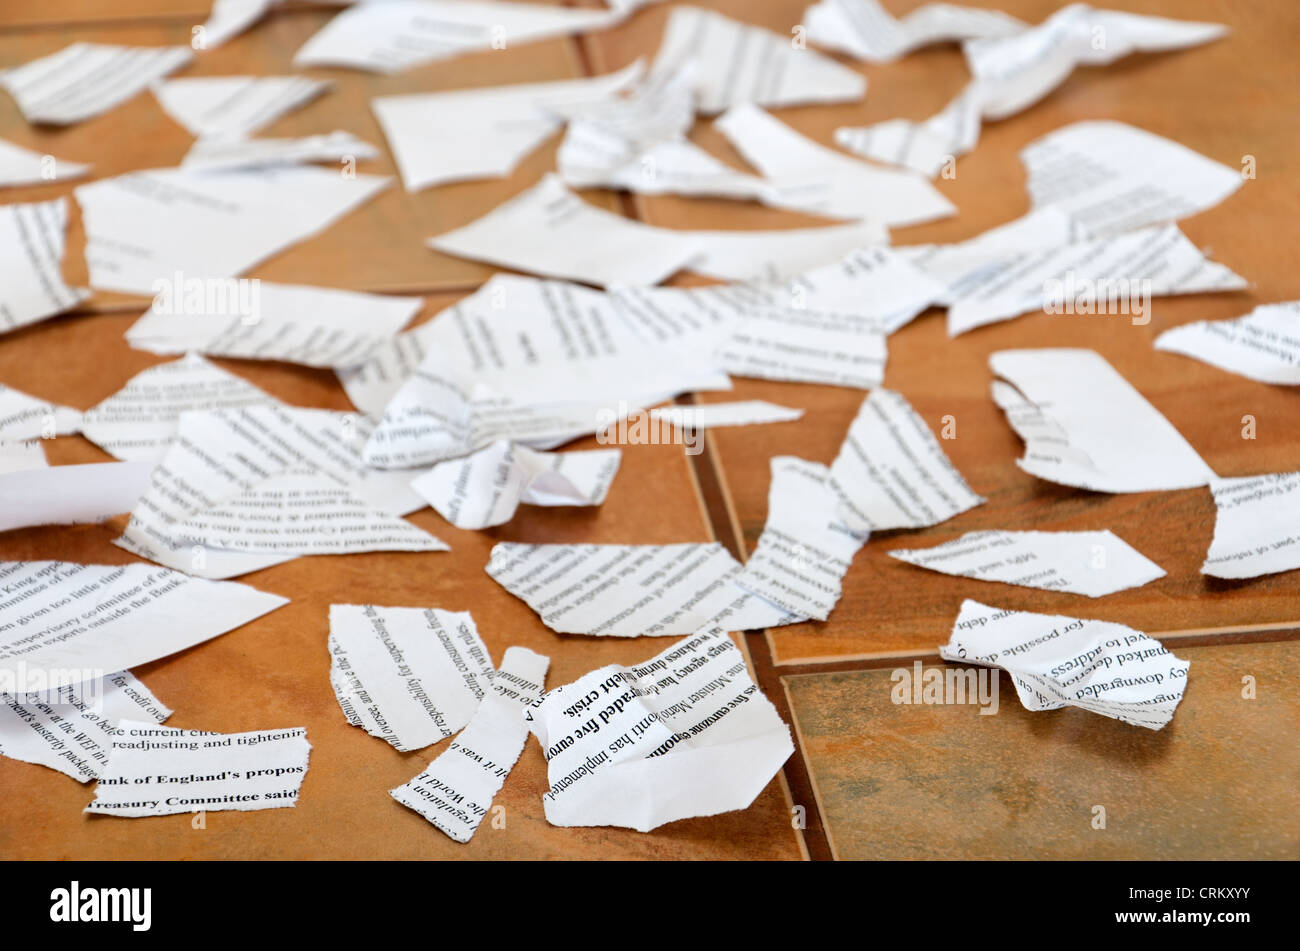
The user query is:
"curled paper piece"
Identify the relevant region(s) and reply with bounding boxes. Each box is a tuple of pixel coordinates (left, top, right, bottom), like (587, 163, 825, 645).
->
(329, 605, 496, 752)
(803, 0, 1024, 63)
(890, 529, 1165, 598)
(391, 646, 550, 842)
(527, 627, 793, 831)
(1202, 473, 1300, 579)
(940, 599, 1189, 730)
(86, 721, 311, 817)
(411, 441, 621, 530)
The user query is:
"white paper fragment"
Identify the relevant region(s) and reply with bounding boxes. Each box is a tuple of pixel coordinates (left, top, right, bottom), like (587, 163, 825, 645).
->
(804, 0, 1024, 62)
(335, 320, 443, 416)
(180, 130, 378, 173)
(0, 461, 153, 533)
(648, 401, 803, 430)
(0, 382, 81, 442)
(685, 222, 889, 283)
(528, 627, 793, 830)
(75, 166, 390, 295)
(829, 388, 984, 533)
(361, 277, 728, 469)
(125, 282, 421, 368)
(411, 440, 621, 531)
(1, 43, 192, 125)
(0, 138, 90, 187)
(835, 5, 1226, 176)
(0, 441, 46, 474)
(991, 348, 1216, 492)
(87, 721, 310, 816)
(716, 305, 888, 389)
(734, 457, 867, 620)
(890, 529, 1165, 597)
(375, 63, 643, 192)
(0, 671, 170, 782)
(716, 104, 956, 227)
(784, 245, 949, 334)
(1020, 120, 1243, 239)
(1155, 302, 1300, 385)
(895, 207, 1076, 306)
(945, 225, 1247, 336)
(487, 542, 793, 637)
(154, 76, 331, 139)
(651, 6, 865, 113)
(940, 599, 1189, 729)
(295, 0, 621, 74)
(428, 174, 701, 286)
(391, 645, 549, 841)
(80, 354, 279, 463)
(195, 0, 281, 50)
(0, 561, 287, 683)
(0, 198, 91, 335)
(1202, 473, 1300, 579)
(328, 604, 496, 751)
(117, 405, 435, 579)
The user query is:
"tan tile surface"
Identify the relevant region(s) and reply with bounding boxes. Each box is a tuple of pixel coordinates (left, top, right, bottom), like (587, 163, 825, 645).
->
(785, 640, 1300, 859)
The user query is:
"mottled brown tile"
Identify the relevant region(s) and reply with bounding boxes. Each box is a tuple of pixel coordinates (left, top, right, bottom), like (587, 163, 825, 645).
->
(784, 640, 1300, 859)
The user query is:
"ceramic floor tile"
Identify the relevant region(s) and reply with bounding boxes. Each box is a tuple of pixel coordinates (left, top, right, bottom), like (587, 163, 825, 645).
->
(784, 640, 1300, 859)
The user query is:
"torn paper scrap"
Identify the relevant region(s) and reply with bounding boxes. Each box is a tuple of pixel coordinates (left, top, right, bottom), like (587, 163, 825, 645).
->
(945, 224, 1246, 336)
(80, 353, 279, 463)
(0, 441, 45, 474)
(829, 388, 984, 533)
(329, 604, 495, 751)
(715, 104, 955, 227)
(86, 721, 310, 816)
(0, 561, 287, 682)
(153, 76, 331, 139)
(0, 382, 81, 443)
(374, 63, 642, 192)
(0, 138, 89, 187)
(169, 468, 446, 557)
(1154, 302, 1300, 385)
(527, 627, 793, 830)
(0, 671, 170, 782)
(890, 529, 1165, 597)
(1, 43, 192, 125)
(180, 130, 378, 173)
(940, 599, 1189, 729)
(125, 282, 421, 368)
(194, 0, 281, 50)
(428, 174, 701, 286)
(804, 0, 1024, 63)
(1020, 120, 1243, 239)
(714, 305, 888, 389)
(295, 0, 621, 74)
(391, 646, 549, 841)
(1202, 473, 1300, 579)
(991, 348, 1216, 492)
(75, 165, 390, 295)
(651, 6, 865, 113)
(0, 461, 153, 533)
(0, 198, 91, 335)
(411, 440, 620, 531)
(487, 542, 793, 637)
(894, 206, 1075, 306)
(734, 457, 867, 621)
(335, 319, 445, 417)
(685, 221, 889, 283)
(783, 245, 948, 334)
(835, 5, 1227, 177)
(648, 401, 803, 431)
(116, 405, 433, 578)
